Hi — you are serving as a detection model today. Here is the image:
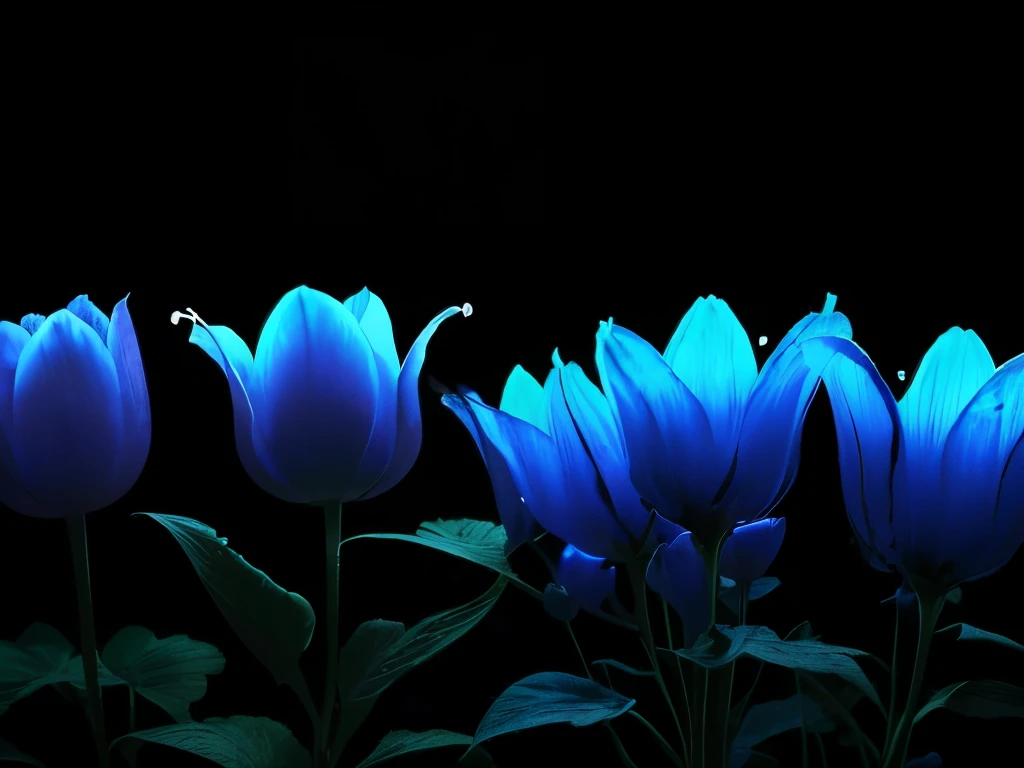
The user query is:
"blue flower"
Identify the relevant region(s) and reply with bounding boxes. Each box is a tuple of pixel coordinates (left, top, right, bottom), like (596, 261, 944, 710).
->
(719, 517, 786, 584)
(441, 351, 679, 560)
(177, 286, 469, 504)
(803, 329, 1024, 592)
(0, 295, 150, 518)
(595, 293, 852, 547)
(557, 544, 617, 616)
(647, 529, 710, 642)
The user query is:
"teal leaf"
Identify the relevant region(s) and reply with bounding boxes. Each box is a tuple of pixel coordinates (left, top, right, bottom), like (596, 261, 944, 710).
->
(591, 659, 656, 677)
(135, 513, 315, 686)
(914, 680, 1024, 723)
(99, 626, 225, 722)
(470, 672, 634, 750)
(354, 730, 472, 768)
(667, 625, 883, 710)
(0, 737, 45, 766)
(0, 624, 76, 711)
(720, 577, 781, 616)
(331, 578, 505, 757)
(796, 673, 879, 760)
(110, 715, 311, 768)
(935, 623, 1024, 653)
(730, 693, 834, 766)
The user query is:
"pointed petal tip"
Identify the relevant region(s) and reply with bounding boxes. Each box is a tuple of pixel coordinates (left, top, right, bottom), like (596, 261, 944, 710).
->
(822, 293, 837, 313)
(552, 348, 564, 368)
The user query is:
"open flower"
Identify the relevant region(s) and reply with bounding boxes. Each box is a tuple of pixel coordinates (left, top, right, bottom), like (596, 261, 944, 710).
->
(175, 286, 469, 504)
(0, 295, 150, 518)
(595, 293, 851, 548)
(804, 328, 1024, 593)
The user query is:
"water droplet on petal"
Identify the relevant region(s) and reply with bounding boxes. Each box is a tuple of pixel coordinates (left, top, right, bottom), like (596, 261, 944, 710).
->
(758, 335, 768, 347)
(897, 370, 906, 381)
(461, 302, 473, 317)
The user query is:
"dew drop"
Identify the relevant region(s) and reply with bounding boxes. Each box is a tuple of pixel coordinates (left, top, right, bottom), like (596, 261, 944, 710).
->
(520, 496, 526, 504)
(758, 335, 768, 347)
(897, 370, 906, 381)
(461, 302, 473, 317)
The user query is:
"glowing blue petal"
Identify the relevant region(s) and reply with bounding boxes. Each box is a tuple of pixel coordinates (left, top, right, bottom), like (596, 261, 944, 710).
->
(187, 322, 307, 503)
(105, 296, 151, 502)
(359, 303, 466, 499)
(66, 295, 110, 341)
(596, 322, 718, 521)
(717, 303, 852, 526)
(647, 530, 711, 644)
(343, 288, 400, 494)
(11, 310, 123, 516)
(720, 518, 786, 583)
(251, 286, 379, 502)
(0, 320, 46, 517)
(440, 392, 537, 552)
(663, 295, 757, 481)
(558, 545, 616, 615)
(499, 365, 547, 430)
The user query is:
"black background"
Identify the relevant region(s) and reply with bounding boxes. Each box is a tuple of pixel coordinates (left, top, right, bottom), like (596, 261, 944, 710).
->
(1, 35, 1020, 768)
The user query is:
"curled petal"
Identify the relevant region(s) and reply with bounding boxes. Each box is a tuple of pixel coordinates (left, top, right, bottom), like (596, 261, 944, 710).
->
(0, 321, 46, 516)
(558, 544, 616, 615)
(719, 518, 786, 583)
(12, 310, 123, 516)
(500, 364, 547, 431)
(105, 295, 151, 501)
(647, 531, 711, 646)
(251, 286, 379, 502)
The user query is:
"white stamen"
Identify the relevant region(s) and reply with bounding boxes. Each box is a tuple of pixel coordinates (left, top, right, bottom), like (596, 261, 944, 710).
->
(897, 370, 906, 381)
(170, 307, 212, 331)
(758, 335, 768, 347)
(461, 302, 473, 317)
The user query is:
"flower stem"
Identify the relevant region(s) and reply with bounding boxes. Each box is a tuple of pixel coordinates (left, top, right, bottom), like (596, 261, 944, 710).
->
(128, 687, 136, 732)
(66, 513, 110, 768)
(695, 534, 727, 768)
(321, 502, 343, 765)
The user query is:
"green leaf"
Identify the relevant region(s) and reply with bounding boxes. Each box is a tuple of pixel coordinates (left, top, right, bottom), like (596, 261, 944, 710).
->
(110, 715, 311, 768)
(936, 623, 1024, 653)
(914, 680, 1024, 723)
(796, 673, 878, 760)
(0, 737, 45, 766)
(0, 624, 76, 711)
(471, 671, 634, 750)
(331, 577, 506, 758)
(99, 626, 225, 722)
(733, 693, 834, 751)
(354, 730, 472, 768)
(667, 625, 883, 710)
(720, 578, 781, 616)
(135, 513, 315, 686)
(591, 659, 655, 677)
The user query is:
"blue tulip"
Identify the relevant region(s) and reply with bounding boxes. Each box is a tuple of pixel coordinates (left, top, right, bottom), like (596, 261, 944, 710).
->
(176, 286, 469, 504)
(647, 529, 710, 643)
(719, 517, 786, 584)
(557, 544, 617, 616)
(803, 329, 1024, 591)
(595, 293, 852, 548)
(0, 295, 150, 518)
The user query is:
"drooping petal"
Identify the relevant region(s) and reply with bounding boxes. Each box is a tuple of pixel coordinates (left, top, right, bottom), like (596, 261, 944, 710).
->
(558, 544, 616, 615)
(188, 322, 307, 503)
(663, 295, 757, 479)
(0, 321, 46, 517)
(440, 392, 537, 552)
(360, 303, 467, 500)
(647, 531, 712, 646)
(596, 322, 719, 523)
(719, 518, 786, 583)
(344, 288, 400, 492)
(500, 364, 548, 431)
(11, 310, 123, 516)
(250, 286, 379, 502)
(105, 296, 151, 501)
(716, 303, 853, 527)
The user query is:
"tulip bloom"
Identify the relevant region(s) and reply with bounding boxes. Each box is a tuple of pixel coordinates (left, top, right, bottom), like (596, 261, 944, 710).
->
(175, 286, 469, 504)
(0, 295, 150, 518)
(804, 328, 1024, 593)
(596, 294, 851, 548)
(557, 544, 617, 616)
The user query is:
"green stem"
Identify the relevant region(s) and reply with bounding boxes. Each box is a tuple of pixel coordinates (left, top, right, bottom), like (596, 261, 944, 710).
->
(565, 623, 593, 680)
(695, 535, 726, 768)
(128, 687, 136, 732)
(881, 592, 941, 768)
(795, 671, 809, 768)
(321, 502, 343, 765)
(813, 732, 829, 768)
(605, 723, 640, 768)
(882, 601, 900, 757)
(628, 710, 685, 768)
(663, 597, 693, 753)
(67, 514, 110, 768)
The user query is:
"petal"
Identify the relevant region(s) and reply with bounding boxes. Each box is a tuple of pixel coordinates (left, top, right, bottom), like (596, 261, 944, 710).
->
(719, 518, 786, 583)
(187, 321, 308, 503)
(555, 361, 652, 545)
(663, 295, 757, 479)
(359, 303, 467, 499)
(251, 286, 379, 502)
(717, 304, 853, 527)
(557, 544, 616, 615)
(500, 364, 548, 431)
(105, 296, 151, 500)
(440, 392, 537, 552)
(0, 321, 46, 517)
(905, 753, 942, 768)
(595, 322, 719, 523)
(343, 288, 400, 492)
(11, 310, 123, 515)
(799, 336, 904, 573)
(646, 530, 712, 645)
(66, 295, 110, 341)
